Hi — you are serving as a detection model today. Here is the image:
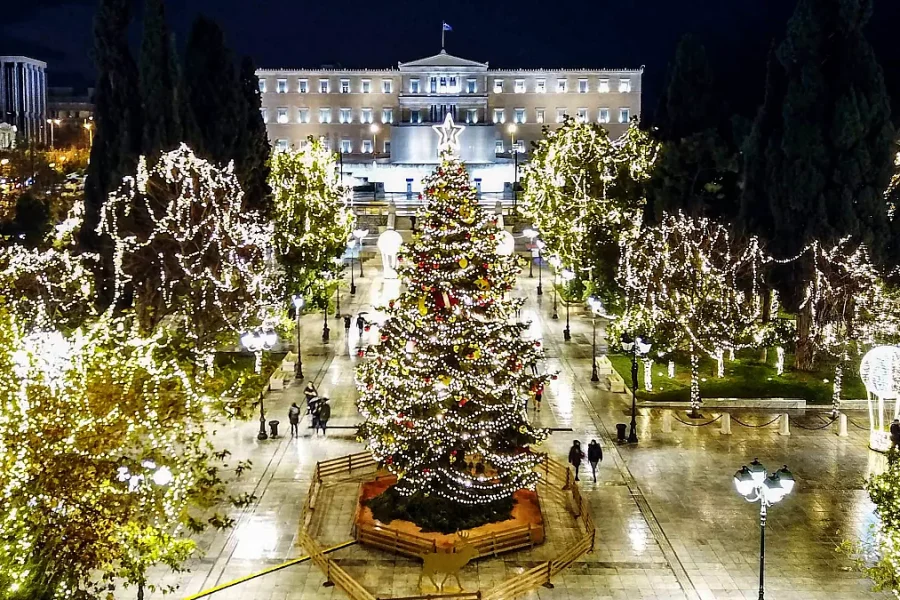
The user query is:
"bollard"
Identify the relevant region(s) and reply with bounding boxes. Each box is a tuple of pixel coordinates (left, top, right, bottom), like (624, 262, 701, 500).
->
(268, 420, 280, 438)
(661, 410, 672, 433)
(779, 413, 790, 436)
(721, 412, 732, 435)
(838, 413, 849, 437)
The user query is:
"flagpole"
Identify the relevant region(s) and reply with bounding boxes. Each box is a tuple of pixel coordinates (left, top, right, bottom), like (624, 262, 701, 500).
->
(442, 23, 445, 50)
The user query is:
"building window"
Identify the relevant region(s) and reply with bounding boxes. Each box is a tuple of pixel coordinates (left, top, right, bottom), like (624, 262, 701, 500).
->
(466, 78, 476, 93)
(578, 79, 588, 93)
(340, 139, 352, 153)
(319, 79, 329, 93)
(556, 108, 566, 123)
(258, 79, 266, 93)
(259, 107, 268, 123)
(430, 77, 438, 93)
(320, 136, 330, 151)
(493, 79, 503, 93)
(382, 79, 392, 94)
(619, 108, 631, 123)
(466, 108, 478, 124)
(277, 79, 287, 93)
(536, 79, 546, 93)
(619, 78, 631, 93)
(493, 108, 505, 124)
(339, 108, 352, 124)
(557, 79, 567, 93)
(362, 79, 371, 93)
(514, 108, 526, 124)
(439, 76, 447, 90)
(536, 108, 545, 124)
(576, 108, 588, 123)
(410, 109, 422, 124)
(298, 107, 309, 123)
(382, 108, 393, 124)
(449, 76, 457, 90)
(514, 79, 525, 93)
(383, 140, 391, 153)
(598, 108, 610, 123)
(362, 139, 373, 153)
(298, 78, 308, 93)
(515, 140, 525, 153)
(410, 79, 420, 93)
(495, 139, 504, 154)
(275, 138, 289, 150)
(319, 107, 331, 123)
(277, 107, 288, 123)
(298, 139, 309, 150)
(340, 79, 350, 93)
(361, 108, 373, 124)
(598, 78, 609, 93)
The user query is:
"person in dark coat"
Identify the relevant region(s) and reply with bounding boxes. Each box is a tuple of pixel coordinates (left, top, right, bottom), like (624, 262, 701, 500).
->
(304, 382, 318, 405)
(315, 398, 331, 436)
(568, 440, 585, 482)
(356, 315, 366, 337)
(891, 419, 900, 449)
(288, 402, 301, 437)
(587, 439, 603, 482)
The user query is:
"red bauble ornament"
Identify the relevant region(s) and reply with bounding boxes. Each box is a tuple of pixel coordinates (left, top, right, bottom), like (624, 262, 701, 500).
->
(534, 341, 542, 347)
(365, 325, 371, 332)
(398, 412, 405, 418)
(482, 263, 489, 269)
(418, 262, 425, 268)
(459, 397, 469, 406)
(386, 456, 394, 464)
(357, 349, 365, 357)
(551, 374, 559, 380)
(425, 377, 432, 384)
(418, 193, 423, 200)
(489, 234, 495, 240)
(432, 262, 439, 269)
(380, 334, 388, 342)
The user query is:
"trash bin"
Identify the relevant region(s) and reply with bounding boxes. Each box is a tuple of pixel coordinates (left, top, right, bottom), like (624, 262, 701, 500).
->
(268, 420, 280, 438)
(616, 423, 627, 442)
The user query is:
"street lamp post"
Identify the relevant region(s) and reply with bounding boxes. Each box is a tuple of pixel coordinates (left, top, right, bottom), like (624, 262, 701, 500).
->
(734, 461, 795, 600)
(322, 293, 330, 342)
(348, 239, 357, 295)
(83, 121, 93, 146)
(587, 297, 611, 382)
(507, 123, 518, 209)
(241, 328, 278, 440)
(561, 269, 574, 341)
(523, 228, 538, 278)
(536, 241, 544, 296)
(353, 228, 369, 278)
(292, 295, 305, 379)
(333, 256, 343, 318)
(549, 256, 560, 319)
(47, 118, 60, 149)
(620, 334, 651, 443)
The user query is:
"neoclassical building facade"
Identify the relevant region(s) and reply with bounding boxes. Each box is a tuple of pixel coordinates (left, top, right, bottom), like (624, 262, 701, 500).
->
(257, 51, 642, 194)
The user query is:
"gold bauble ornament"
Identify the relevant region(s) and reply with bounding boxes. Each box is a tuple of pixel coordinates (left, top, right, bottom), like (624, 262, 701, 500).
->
(459, 257, 469, 269)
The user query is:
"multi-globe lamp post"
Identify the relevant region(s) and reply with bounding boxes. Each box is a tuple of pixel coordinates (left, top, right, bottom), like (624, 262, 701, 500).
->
(241, 327, 278, 440)
(507, 123, 518, 209)
(734, 460, 795, 600)
(620, 334, 651, 443)
(561, 268, 575, 341)
(292, 295, 305, 379)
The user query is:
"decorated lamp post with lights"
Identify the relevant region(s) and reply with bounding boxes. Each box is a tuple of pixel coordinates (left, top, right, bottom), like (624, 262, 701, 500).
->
(859, 345, 900, 452)
(353, 228, 369, 277)
(507, 123, 519, 208)
(734, 460, 795, 600)
(241, 327, 278, 440)
(561, 268, 575, 341)
(621, 334, 651, 443)
(292, 295, 305, 379)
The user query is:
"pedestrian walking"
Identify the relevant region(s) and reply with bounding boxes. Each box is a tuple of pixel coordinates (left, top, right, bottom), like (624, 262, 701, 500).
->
(891, 419, 900, 449)
(288, 402, 301, 438)
(568, 440, 585, 482)
(316, 398, 331, 436)
(304, 382, 318, 405)
(533, 382, 543, 412)
(530, 359, 538, 376)
(587, 439, 603, 482)
(356, 314, 366, 337)
(343, 315, 352, 331)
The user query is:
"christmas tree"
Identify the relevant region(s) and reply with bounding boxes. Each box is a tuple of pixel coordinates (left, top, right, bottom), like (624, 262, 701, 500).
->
(356, 155, 547, 527)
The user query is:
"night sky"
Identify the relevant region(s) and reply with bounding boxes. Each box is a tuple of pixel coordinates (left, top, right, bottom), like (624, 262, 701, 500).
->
(3, 0, 900, 121)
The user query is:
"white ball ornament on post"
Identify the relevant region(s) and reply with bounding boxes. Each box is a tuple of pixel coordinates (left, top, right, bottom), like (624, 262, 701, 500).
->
(378, 229, 403, 279)
(496, 230, 515, 257)
(859, 345, 900, 452)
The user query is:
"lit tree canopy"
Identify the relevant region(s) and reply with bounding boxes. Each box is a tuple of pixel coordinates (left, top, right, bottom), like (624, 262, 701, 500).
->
(269, 140, 354, 303)
(520, 118, 659, 306)
(99, 144, 274, 359)
(356, 156, 547, 506)
(618, 212, 763, 411)
(0, 310, 248, 599)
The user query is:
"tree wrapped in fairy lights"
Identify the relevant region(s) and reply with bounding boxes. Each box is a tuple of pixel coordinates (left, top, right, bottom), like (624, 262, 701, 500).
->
(356, 155, 548, 514)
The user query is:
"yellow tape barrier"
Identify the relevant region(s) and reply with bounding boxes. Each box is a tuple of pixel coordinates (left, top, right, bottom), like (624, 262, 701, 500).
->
(182, 540, 357, 600)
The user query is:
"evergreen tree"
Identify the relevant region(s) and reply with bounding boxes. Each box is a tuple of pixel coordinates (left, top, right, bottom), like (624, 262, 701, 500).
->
(235, 56, 272, 215)
(139, 0, 181, 158)
(182, 17, 240, 165)
(81, 0, 141, 256)
(356, 155, 547, 522)
(649, 35, 739, 222)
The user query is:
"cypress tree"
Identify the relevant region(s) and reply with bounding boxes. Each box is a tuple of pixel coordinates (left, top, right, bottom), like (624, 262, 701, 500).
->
(139, 0, 181, 158)
(654, 35, 718, 141)
(81, 0, 141, 258)
(182, 17, 240, 165)
(234, 56, 272, 216)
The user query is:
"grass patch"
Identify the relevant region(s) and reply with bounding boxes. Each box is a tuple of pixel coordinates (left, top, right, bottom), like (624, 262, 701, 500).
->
(366, 486, 514, 534)
(607, 348, 866, 405)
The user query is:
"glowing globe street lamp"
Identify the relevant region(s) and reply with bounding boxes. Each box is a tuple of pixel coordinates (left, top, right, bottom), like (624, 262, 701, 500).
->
(241, 327, 278, 440)
(734, 460, 795, 600)
(292, 295, 305, 379)
(348, 238, 358, 295)
(561, 268, 575, 341)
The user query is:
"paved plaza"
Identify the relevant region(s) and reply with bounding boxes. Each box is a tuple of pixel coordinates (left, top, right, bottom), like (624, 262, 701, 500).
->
(137, 262, 888, 600)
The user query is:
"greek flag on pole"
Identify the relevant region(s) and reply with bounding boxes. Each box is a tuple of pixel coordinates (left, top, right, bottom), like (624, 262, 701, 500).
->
(442, 22, 453, 31)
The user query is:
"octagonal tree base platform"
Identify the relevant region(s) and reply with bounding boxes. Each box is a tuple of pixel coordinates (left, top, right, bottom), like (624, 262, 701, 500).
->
(354, 476, 545, 558)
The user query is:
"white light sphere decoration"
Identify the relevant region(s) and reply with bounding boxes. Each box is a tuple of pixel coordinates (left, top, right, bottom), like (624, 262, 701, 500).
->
(378, 229, 404, 279)
(496, 230, 515, 256)
(860, 346, 900, 399)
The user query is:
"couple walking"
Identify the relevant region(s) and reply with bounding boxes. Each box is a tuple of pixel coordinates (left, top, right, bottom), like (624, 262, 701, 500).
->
(288, 382, 331, 436)
(568, 439, 603, 482)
